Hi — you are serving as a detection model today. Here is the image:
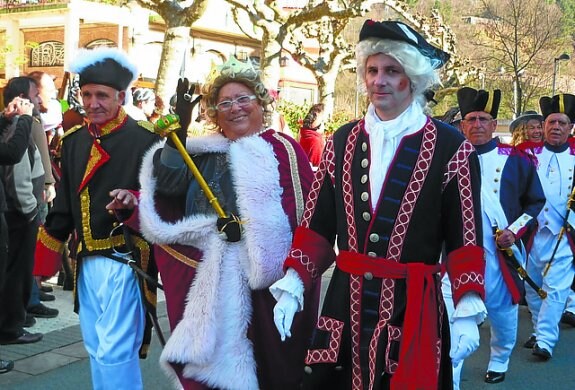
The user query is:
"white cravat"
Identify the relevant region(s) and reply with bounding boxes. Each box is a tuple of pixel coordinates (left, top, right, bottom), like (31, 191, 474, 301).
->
(364, 101, 427, 209)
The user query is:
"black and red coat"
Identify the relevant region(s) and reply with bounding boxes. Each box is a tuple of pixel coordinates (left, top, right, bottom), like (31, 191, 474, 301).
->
(285, 117, 485, 390)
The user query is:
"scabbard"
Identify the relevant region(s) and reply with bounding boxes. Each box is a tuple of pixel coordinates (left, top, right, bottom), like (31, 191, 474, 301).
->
(498, 246, 547, 299)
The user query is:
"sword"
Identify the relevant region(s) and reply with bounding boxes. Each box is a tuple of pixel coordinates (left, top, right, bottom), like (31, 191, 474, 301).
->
(110, 223, 167, 347)
(494, 226, 547, 299)
(543, 186, 575, 277)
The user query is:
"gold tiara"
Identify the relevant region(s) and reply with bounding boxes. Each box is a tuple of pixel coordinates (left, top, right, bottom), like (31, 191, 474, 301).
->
(205, 56, 258, 86)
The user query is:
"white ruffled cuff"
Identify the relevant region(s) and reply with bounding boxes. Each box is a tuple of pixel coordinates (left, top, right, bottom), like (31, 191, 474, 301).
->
(269, 268, 304, 311)
(451, 292, 487, 324)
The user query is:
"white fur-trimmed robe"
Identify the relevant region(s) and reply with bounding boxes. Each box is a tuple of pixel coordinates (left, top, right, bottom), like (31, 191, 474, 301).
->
(139, 133, 298, 390)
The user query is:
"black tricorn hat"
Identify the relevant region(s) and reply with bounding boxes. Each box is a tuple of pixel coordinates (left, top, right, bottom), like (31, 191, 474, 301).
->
(359, 20, 450, 69)
(539, 94, 575, 122)
(457, 87, 502, 119)
(509, 111, 544, 133)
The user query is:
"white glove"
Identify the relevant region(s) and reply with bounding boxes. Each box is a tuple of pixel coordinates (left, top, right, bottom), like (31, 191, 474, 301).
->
(45, 184, 56, 203)
(273, 291, 299, 342)
(450, 316, 479, 367)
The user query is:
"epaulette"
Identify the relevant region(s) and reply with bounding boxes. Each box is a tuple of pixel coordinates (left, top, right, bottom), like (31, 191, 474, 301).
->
(137, 120, 155, 133)
(61, 124, 84, 141)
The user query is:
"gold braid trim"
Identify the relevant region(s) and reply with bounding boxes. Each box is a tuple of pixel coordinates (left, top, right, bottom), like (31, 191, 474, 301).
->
(271, 133, 305, 225)
(99, 108, 128, 136)
(132, 235, 156, 306)
(38, 226, 65, 253)
(80, 187, 124, 251)
(158, 244, 199, 268)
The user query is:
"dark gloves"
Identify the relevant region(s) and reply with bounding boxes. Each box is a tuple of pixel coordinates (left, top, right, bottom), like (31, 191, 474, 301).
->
(217, 214, 242, 242)
(167, 78, 202, 148)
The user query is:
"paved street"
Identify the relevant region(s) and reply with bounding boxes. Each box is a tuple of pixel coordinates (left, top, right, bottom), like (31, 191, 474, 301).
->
(0, 273, 574, 389)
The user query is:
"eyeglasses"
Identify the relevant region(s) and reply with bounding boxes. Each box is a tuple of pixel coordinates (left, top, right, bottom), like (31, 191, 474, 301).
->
(214, 95, 257, 112)
(463, 116, 493, 124)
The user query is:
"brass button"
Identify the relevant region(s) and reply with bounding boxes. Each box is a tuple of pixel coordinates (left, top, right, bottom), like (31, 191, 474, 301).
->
(363, 212, 371, 221)
(368, 252, 377, 257)
(361, 174, 368, 184)
(96, 139, 101, 144)
(82, 212, 87, 217)
(361, 159, 369, 168)
(362, 142, 368, 152)
(82, 195, 87, 201)
(87, 246, 94, 251)
(364, 272, 373, 280)
(108, 209, 115, 215)
(361, 192, 369, 202)
(83, 226, 89, 232)
(369, 233, 379, 243)
(112, 222, 118, 227)
(304, 366, 313, 374)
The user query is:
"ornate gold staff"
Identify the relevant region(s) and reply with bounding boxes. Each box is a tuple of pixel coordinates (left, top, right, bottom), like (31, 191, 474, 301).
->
(155, 114, 242, 242)
(155, 114, 226, 218)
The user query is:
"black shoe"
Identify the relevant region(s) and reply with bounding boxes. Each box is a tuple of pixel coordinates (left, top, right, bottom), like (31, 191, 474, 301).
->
(40, 283, 53, 293)
(532, 344, 552, 360)
(27, 303, 59, 318)
(0, 359, 14, 374)
(23, 313, 36, 328)
(485, 371, 506, 384)
(0, 330, 43, 345)
(39, 291, 55, 302)
(561, 311, 575, 327)
(523, 335, 536, 348)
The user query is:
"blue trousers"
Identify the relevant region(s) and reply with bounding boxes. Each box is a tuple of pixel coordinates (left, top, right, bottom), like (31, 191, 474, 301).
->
(78, 255, 145, 390)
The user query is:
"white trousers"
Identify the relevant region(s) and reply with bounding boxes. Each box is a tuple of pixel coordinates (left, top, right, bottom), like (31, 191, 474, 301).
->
(78, 255, 146, 390)
(484, 251, 518, 373)
(526, 229, 575, 354)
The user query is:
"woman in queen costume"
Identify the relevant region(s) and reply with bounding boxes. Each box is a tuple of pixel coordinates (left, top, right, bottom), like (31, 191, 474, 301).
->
(136, 57, 320, 390)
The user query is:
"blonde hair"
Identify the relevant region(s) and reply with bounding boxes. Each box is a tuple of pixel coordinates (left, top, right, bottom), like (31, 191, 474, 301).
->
(356, 38, 440, 107)
(201, 65, 274, 131)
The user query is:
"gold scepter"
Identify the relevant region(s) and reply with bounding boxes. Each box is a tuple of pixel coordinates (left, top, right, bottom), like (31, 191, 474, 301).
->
(543, 185, 575, 277)
(154, 114, 241, 241)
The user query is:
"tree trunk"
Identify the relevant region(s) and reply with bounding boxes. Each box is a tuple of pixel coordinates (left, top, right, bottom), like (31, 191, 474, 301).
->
(155, 25, 191, 110)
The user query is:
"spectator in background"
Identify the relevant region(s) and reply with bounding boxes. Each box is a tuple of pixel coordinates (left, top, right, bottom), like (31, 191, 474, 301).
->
(0, 77, 45, 345)
(299, 103, 326, 169)
(128, 87, 155, 121)
(0, 94, 39, 372)
(509, 110, 544, 146)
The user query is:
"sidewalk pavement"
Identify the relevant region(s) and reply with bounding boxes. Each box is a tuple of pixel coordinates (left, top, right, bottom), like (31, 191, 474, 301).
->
(1, 270, 575, 389)
(0, 279, 168, 388)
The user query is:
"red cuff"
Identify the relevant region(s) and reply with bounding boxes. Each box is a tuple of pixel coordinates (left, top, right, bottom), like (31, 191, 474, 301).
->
(33, 226, 65, 277)
(284, 226, 335, 292)
(446, 245, 485, 305)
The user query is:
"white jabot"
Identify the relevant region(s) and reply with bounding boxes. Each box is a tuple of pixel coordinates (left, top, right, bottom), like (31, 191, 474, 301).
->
(364, 101, 427, 209)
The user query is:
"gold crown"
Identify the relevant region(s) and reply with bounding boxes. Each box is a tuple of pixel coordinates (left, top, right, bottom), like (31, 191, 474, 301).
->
(205, 56, 258, 85)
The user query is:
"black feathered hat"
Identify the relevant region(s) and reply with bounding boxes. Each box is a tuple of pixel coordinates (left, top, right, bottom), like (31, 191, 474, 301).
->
(457, 87, 502, 119)
(69, 47, 137, 91)
(359, 20, 450, 69)
(539, 94, 575, 122)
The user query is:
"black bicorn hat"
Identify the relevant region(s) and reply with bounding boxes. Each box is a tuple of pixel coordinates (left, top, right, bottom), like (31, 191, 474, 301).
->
(69, 47, 137, 91)
(359, 19, 450, 69)
(423, 89, 438, 104)
(539, 94, 575, 122)
(457, 87, 502, 119)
